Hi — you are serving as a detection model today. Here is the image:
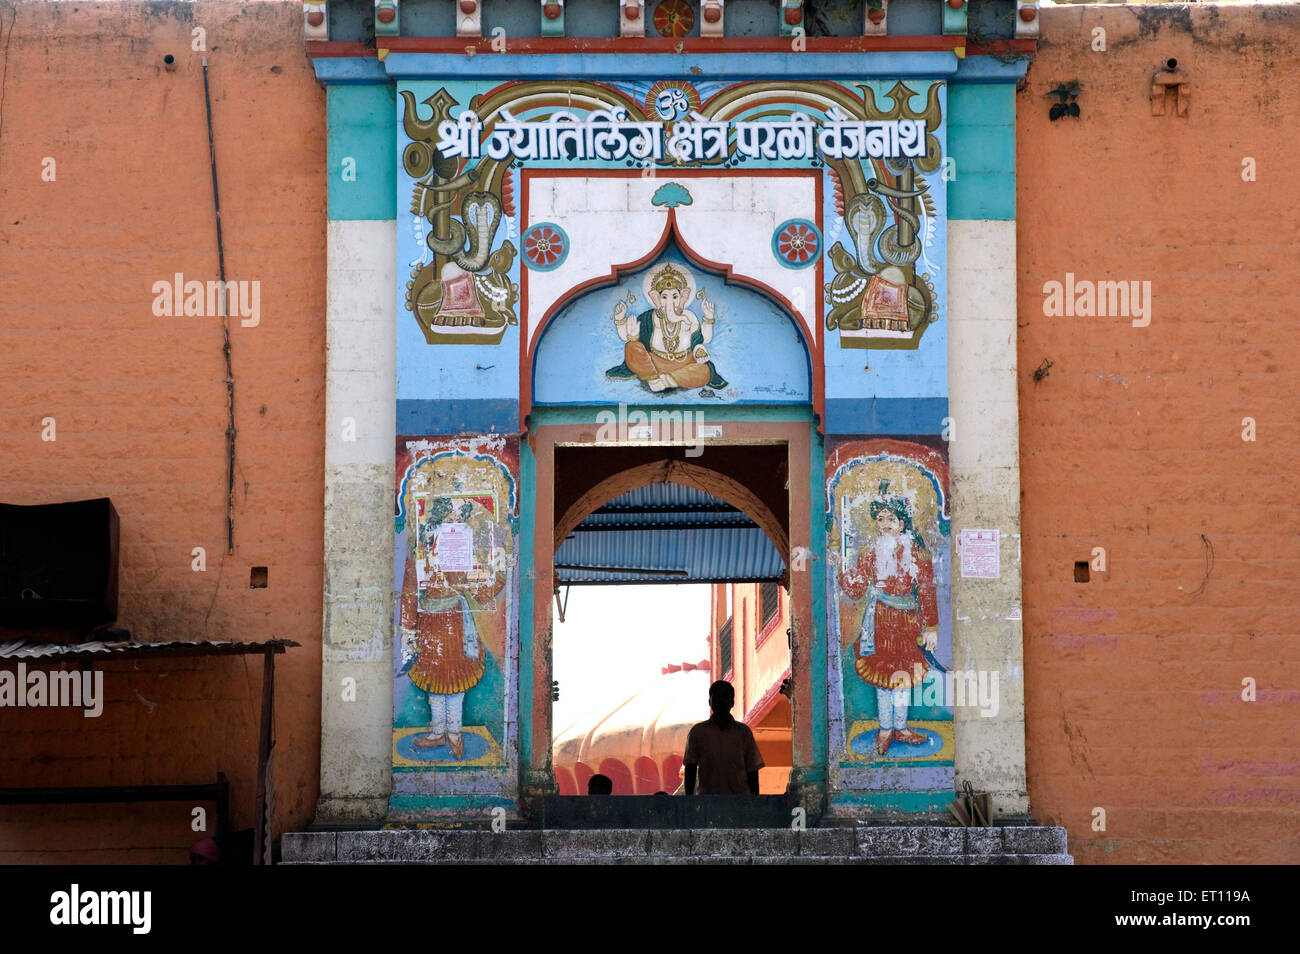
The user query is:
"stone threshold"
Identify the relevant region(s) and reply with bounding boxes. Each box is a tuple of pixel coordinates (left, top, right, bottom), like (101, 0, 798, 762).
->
(282, 826, 1072, 864)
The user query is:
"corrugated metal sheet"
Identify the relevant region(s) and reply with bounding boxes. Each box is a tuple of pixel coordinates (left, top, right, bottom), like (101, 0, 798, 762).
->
(555, 485, 783, 585)
(579, 483, 751, 529)
(0, 638, 300, 660)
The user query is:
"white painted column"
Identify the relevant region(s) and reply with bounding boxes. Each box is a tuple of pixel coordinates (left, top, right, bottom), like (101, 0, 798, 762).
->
(317, 219, 398, 825)
(947, 219, 1029, 815)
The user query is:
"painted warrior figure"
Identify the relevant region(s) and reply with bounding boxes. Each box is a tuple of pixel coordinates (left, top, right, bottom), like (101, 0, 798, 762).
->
(399, 497, 505, 760)
(838, 482, 939, 756)
(605, 263, 727, 393)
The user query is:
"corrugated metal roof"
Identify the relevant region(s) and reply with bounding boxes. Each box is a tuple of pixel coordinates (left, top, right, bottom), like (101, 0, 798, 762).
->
(581, 483, 751, 528)
(555, 485, 783, 585)
(0, 638, 300, 660)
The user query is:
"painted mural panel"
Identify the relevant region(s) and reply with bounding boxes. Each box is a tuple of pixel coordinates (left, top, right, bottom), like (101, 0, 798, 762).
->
(823, 83, 945, 351)
(826, 439, 954, 797)
(395, 78, 947, 421)
(392, 436, 518, 801)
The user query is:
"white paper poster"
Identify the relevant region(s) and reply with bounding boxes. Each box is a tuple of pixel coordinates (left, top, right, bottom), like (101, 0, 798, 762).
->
(960, 528, 1000, 579)
(434, 523, 474, 572)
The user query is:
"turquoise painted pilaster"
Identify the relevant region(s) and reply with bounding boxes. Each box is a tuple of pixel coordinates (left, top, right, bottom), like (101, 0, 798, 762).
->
(946, 82, 1016, 222)
(326, 84, 396, 222)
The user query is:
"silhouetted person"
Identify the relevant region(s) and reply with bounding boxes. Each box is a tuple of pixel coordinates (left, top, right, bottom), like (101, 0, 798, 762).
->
(683, 680, 763, 795)
(587, 773, 614, 795)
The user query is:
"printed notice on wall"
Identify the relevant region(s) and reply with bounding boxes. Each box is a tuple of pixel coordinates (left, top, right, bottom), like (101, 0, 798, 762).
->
(434, 523, 474, 572)
(960, 529, 1000, 579)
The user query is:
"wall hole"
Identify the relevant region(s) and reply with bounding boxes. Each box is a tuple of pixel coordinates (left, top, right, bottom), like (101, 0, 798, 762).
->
(250, 566, 269, 589)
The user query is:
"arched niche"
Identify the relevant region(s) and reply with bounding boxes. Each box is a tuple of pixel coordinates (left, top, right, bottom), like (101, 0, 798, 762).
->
(530, 223, 814, 411)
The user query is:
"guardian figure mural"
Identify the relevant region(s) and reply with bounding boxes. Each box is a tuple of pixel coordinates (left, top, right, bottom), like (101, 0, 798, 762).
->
(828, 440, 953, 791)
(837, 480, 940, 756)
(400, 494, 505, 761)
(391, 438, 518, 814)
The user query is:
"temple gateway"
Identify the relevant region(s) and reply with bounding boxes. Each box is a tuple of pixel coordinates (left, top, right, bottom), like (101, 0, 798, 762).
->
(306, 0, 1035, 839)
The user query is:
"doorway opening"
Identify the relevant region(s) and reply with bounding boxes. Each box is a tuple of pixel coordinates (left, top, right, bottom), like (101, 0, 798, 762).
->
(544, 441, 794, 798)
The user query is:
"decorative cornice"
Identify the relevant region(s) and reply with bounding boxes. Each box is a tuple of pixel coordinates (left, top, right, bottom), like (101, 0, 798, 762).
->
(309, 42, 1033, 86)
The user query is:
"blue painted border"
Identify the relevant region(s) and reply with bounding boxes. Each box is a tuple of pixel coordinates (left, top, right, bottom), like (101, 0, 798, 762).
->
(398, 399, 520, 435)
(824, 397, 949, 436)
(529, 404, 815, 427)
(952, 54, 1031, 85)
(314, 52, 1027, 86)
(315, 57, 389, 85)
(830, 789, 953, 811)
(385, 52, 961, 80)
(387, 794, 517, 816)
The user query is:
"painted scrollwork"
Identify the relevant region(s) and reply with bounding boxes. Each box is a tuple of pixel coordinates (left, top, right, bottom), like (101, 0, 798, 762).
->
(402, 89, 518, 345)
(825, 81, 943, 350)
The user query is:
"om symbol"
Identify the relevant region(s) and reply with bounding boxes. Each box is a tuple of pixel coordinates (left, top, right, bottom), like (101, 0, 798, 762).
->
(655, 88, 691, 121)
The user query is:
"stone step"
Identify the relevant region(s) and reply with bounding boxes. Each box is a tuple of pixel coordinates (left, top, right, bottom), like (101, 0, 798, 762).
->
(282, 826, 1072, 864)
(537, 794, 797, 829)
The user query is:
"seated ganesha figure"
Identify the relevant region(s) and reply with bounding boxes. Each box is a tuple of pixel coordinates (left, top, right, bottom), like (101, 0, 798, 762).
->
(605, 264, 728, 393)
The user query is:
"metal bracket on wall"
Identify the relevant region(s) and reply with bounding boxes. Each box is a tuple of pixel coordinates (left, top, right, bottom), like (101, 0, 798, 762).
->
(554, 584, 570, 623)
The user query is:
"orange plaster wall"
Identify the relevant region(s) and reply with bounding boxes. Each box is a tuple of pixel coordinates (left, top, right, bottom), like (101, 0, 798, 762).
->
(1017, 4, 1300, 864)
(0, 1, 325, 862)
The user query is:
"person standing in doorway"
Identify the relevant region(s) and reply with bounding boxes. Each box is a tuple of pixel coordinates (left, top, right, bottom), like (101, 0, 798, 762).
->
(683, 680, 763, 795)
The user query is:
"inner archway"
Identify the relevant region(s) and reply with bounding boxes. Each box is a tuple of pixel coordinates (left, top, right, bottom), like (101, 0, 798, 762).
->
(549, 450, 792, 799)
(554, 456, 789, 560)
